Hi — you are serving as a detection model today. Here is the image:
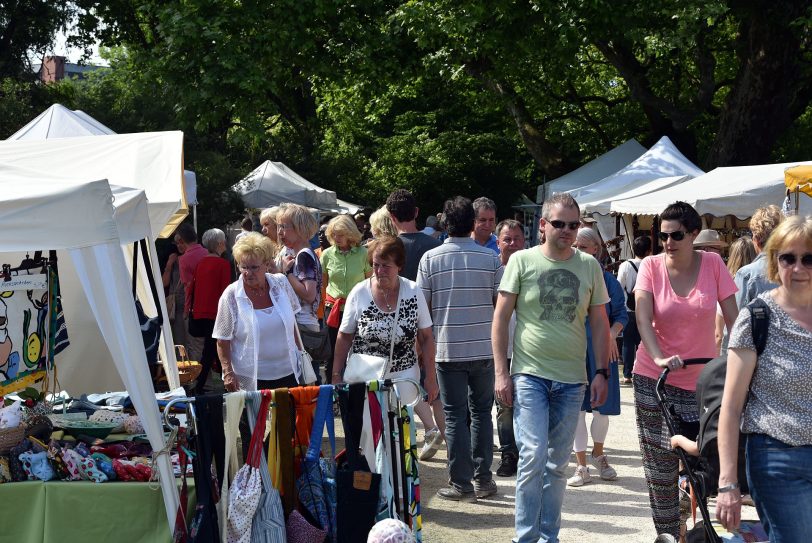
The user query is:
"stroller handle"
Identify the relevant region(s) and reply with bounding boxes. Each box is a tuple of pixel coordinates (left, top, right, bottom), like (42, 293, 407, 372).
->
(656, 357, 714, 383)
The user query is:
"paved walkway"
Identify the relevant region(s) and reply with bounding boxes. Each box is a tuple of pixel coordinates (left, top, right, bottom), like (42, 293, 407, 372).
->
(417, 381, 758, 542)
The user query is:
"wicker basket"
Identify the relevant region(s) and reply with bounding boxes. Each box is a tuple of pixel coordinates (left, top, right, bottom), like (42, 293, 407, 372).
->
(0, 425, 26, 455)
(175, 345, 202, 386)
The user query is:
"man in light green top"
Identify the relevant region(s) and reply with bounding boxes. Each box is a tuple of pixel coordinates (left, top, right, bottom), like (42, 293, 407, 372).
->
(492, 193, 610, 543)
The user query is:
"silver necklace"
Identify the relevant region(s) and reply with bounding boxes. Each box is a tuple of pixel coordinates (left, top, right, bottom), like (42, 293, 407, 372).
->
(379, 278, 398, 311)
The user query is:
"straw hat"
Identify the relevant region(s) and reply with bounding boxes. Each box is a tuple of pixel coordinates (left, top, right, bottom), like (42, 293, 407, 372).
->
(580, 212, 597, 224)
(693, 229, 728, 248)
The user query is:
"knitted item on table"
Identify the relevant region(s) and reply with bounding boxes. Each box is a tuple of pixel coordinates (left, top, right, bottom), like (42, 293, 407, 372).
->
(367, 519, 415, 543)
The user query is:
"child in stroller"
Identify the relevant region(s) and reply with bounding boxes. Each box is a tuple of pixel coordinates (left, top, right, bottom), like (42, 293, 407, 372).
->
(667, 355, 765, 543)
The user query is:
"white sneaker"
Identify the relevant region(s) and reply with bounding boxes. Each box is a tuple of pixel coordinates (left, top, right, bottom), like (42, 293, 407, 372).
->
(419, 428, 444, 461)
(567, 465, 591, 487)
(590, 454, 617, 480)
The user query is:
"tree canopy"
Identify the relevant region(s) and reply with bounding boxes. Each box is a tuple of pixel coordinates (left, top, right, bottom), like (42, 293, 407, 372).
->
(2, 1, 812, 229)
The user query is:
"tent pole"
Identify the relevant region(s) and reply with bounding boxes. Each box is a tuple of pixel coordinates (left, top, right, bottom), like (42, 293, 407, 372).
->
(193, 205, 198, 233)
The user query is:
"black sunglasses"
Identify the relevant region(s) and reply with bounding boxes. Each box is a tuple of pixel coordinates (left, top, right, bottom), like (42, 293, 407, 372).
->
(548, 220, 580, 231)
(658, 231, 687, 242)
(778, 252, 812, 269)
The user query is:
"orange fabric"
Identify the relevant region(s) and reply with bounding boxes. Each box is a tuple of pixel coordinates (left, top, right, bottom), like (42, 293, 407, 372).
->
(290, 385, 321, 448)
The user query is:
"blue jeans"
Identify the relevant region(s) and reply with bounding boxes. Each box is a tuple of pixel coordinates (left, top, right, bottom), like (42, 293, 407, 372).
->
(747, 433, 812, 542)
(622, 313, 640, 379)
(436, 359, 495, 492)
(513, 374, 585, 543)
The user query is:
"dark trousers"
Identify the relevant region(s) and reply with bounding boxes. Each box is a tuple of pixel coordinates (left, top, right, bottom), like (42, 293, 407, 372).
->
(436, 359, 495, 491)
(496, 358, 517, 457)
(622, 313, 640, 379)
(192, 319, 217, 394)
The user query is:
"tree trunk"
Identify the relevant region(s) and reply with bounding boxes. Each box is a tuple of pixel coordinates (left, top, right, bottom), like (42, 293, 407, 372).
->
(465, 58, 572, 178)
(706, 1, 812, 167)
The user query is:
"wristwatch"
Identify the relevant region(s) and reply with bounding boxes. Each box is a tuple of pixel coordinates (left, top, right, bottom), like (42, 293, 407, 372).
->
(595, 368, 609, 379)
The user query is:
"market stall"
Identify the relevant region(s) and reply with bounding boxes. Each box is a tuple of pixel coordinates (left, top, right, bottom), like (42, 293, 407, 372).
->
(0, 132, 187, 394)
(0, 180, 179, 536)
(536, 139, 646, 202)
(608, 161, 812, 251)
(8, 104, 200, 231)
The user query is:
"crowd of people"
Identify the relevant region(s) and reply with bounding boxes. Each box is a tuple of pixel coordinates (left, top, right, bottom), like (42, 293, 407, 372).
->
(161, 188, 810, 543)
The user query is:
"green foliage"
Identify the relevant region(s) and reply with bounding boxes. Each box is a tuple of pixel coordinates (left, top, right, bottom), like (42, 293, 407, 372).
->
(0, 1, 75, 78)
(3, 0, 811, 232)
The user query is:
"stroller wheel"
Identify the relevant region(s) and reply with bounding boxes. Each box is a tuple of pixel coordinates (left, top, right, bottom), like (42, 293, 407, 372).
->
(653, 535, 678, 543)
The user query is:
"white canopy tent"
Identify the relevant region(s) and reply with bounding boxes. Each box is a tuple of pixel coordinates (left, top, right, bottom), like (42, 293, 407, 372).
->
(0, 134, 186, 393)
(569, 136, 704, 202)
(611, 161, 812, 218)
(567, 137, 703, 258)
(8, 104, 199, 207)
(536, 139, 647, 202)
(0, 130, 188, 239)
(235, 160, 355, 212)
(0, 179, 178, 531)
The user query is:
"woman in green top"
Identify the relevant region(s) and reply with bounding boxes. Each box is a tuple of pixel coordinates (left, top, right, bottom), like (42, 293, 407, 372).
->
(320, 214, 372, 383)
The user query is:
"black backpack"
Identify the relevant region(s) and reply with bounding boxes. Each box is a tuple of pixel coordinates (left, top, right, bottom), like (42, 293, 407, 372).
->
(625, 261, 638, 311)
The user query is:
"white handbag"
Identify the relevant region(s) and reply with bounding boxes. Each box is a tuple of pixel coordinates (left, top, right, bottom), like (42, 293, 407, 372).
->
(344, 284, 400, 384)
(293, 325, 319, 385)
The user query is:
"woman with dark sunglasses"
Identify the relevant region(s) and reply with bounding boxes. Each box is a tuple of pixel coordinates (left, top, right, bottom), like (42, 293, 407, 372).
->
(632, 201, 738, 540)
(717, 216, 812, 542)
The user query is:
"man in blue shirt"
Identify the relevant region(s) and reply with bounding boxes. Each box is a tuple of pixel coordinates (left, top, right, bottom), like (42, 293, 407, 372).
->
(471, 197, 500, 255)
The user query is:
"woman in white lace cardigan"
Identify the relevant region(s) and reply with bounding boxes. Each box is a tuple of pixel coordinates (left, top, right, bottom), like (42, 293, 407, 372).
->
(213, 232, 301, 392)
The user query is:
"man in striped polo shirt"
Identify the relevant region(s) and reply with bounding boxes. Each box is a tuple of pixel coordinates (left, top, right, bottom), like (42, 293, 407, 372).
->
(417, 196, 504, 502)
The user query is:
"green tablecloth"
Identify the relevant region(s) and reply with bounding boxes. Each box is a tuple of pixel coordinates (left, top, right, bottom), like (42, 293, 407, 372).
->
(0, 480, 187, 542)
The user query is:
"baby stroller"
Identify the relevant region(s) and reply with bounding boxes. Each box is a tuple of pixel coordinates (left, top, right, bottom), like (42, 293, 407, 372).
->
(655, 357, 723, 543)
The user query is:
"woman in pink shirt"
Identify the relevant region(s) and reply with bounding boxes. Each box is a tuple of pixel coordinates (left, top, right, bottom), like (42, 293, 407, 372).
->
(633, 201, 738, 540)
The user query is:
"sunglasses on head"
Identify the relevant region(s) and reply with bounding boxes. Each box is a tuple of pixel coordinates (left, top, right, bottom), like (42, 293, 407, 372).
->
(777, 252, 812, 269)
(548, 220, 580, 231)
(658, 231, 687, 242)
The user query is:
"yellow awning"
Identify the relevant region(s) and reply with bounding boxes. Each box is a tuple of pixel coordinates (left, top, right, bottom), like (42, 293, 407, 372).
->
(784, 165, 812, 197)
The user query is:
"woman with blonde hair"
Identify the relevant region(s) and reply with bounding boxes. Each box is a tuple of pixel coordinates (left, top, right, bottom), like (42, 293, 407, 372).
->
(259, 206, 282, 271)
(213, 232, 301, 392)
(715, 237, 757, 352)
(717, 216, 812, 541)
(320, 214, 372, 383)
(278, 203, 328, 380)
(727, 237, 756, 274)
(370, 206, 398, 239)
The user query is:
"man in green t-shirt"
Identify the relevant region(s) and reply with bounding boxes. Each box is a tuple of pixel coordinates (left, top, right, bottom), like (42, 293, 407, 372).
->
(492, 193, 610, 543)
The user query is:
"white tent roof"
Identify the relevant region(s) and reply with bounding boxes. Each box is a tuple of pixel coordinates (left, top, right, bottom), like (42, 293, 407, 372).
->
(612, 161, 812, 218)
(0, 131, 187, 238)
(537, 139, 647, 202)
(334, 198, 363, 215)
(7, 104, 198, 206)
(0, 155, 178, 394)
(569, 136, 704, 202)
(8, 103, 113, 139)
(234, 160, 339, 211)
(580, 175, 691, 215)
(0, 179, 178, 531)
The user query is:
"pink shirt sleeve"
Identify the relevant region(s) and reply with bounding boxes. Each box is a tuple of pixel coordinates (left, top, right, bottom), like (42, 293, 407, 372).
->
(633, 252, 738, 391)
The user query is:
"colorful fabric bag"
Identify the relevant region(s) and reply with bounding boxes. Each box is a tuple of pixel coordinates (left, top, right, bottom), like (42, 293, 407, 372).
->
(245, 392, 287, 543)
(295, 385, 337, 541)
(226, 391, 272, 543)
